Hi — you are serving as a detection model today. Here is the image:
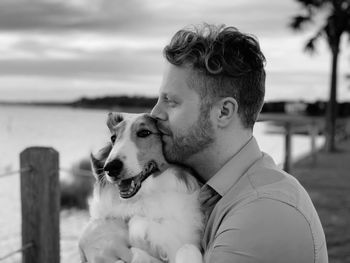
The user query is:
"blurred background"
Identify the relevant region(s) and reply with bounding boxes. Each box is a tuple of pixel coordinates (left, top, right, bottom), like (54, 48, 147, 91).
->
(0, 0, 349, 262)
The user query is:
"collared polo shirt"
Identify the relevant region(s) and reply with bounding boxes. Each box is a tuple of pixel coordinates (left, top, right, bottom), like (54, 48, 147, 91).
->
(202, 137, 328, 263)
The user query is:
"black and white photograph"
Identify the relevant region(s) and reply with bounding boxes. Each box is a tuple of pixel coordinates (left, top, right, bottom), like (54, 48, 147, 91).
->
(0, 0, 349, 262)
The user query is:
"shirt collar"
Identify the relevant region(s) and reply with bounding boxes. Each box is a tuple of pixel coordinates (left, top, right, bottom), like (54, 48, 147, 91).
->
(206, 136, 263, 197)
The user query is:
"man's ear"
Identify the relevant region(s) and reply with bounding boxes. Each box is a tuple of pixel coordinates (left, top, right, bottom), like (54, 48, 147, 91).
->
(107, 112, 124, 131)
(215, 97, 238, 128)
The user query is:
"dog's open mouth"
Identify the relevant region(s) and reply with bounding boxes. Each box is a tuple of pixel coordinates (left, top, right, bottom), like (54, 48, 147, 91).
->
(116, 161, 159, 199)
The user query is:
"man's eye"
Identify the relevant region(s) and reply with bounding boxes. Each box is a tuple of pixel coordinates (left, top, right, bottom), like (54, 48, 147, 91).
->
(163, 95, 175, 103)
(137, 130, 152, 138)
(167, 100, 176, 106)
(111, 135, 116, 143)
(164, 98, 177, 107)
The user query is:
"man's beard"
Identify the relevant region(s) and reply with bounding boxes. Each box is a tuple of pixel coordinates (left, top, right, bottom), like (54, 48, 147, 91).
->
(161, 109, 215, 164)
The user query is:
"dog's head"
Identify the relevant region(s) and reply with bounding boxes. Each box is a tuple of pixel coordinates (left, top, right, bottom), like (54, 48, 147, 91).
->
(91, 112, 169, 199)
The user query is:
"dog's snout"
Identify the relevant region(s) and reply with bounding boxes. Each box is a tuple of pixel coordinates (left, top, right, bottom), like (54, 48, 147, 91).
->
(103, 159, 123, 178)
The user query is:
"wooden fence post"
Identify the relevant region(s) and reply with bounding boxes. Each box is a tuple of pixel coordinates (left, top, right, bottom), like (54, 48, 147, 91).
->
(309, 123, 318, 165)
(20, 147, 60, 263)
(284, 123, 292, 173)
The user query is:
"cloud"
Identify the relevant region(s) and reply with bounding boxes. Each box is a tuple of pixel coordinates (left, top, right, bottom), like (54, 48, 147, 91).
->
(0, 74, 161, 102)
(0, 31, 165, 59)
(0, 0, 152, 33)
(146, 0, 299, 36)
(0, 0, 303, 66)
(0, 0, 303, 63)
(0, 0, 299, 36)
(2, 0, 348, 102)
(0, 48, 163, 79)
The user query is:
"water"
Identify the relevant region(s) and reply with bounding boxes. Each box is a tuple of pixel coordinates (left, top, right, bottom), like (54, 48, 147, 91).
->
(0, 105, 324, 262)
(0, 105, 111, 172)
(0, 104, 325, 170)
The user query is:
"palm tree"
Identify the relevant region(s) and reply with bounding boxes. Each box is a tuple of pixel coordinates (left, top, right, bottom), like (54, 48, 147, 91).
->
(290, 0, 350, 152)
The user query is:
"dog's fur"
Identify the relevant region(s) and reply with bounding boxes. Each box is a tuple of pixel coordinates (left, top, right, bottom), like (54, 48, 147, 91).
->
(86, 112, 204, 263)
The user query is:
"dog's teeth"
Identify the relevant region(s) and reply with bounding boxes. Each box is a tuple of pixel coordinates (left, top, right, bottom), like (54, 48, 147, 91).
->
(131, 180, 135, 188)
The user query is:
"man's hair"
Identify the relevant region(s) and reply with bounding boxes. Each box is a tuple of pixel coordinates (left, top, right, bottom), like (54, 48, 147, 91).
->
(164, 24, 266, 129)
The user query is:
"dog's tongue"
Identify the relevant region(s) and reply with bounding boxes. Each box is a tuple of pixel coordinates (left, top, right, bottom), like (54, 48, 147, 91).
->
(117, 176, 141, 198)
(116, 161, 159, 199)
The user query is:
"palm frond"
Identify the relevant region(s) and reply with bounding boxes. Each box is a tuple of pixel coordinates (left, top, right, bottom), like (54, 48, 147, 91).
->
(304, 29, 324, 53)
(290, 15, 313, 30)
(304, 38, 317, 53)
(295, 0, 329, 8)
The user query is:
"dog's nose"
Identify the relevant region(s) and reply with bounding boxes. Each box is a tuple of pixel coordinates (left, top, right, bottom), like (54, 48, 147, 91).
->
(103, 159, 123, 178)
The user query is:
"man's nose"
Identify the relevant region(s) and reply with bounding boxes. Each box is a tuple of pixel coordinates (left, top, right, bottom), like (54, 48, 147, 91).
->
(150, 101, 167, 121)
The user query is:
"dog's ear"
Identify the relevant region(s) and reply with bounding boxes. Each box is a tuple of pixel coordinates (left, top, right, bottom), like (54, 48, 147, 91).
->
(107, 112, 124, 131)
(90, 143, 113, 181)
(143, 113, 156, 122)
(143, 113, 159, 130)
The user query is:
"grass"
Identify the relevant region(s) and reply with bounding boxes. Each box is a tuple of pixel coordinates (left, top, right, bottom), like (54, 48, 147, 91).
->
(60, 157, 94, 209)
(292, 139, 350, 263)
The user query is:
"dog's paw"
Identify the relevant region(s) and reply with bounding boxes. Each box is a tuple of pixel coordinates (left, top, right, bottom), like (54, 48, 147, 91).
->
(175, 244, 202, 263)
(130, 247, 163, 263)
(128, 216, 149, 243)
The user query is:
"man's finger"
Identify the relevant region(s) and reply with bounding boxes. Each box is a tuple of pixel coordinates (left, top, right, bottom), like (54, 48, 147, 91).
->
(103, 247, 132, 263)
(93, 255, 120, 263)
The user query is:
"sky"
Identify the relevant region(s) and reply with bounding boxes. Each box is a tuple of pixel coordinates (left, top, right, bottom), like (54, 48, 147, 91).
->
(0, 0, 349, 102)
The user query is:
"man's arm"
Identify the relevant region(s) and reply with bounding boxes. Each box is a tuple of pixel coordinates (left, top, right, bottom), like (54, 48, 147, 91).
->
(205, 198, 315, 263)
(79, 219, 165, 263)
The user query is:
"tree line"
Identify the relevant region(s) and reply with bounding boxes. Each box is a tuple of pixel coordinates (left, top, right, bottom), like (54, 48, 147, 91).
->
(71, 95, 350, 117)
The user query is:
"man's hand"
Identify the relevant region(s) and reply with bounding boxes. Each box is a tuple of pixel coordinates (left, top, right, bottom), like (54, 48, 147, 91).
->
(79, 218, 132, 263)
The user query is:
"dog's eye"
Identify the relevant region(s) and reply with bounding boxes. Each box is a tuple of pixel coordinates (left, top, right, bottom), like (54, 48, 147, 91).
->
(137, 130, 152, 138)
(111, 134, 116, 143)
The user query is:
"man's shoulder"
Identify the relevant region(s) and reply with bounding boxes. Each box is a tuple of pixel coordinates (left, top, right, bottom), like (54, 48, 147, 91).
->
(206, 196, 323, 263)
(246, 164, 306, 206)
(213, 157, 322, 234)
(207, 167, 327, 263)
(219, 152, 310, 209)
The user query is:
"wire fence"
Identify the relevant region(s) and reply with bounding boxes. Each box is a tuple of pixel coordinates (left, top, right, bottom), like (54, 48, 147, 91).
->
(0, 242, 34, 261)
(0, 162, 93, 262)
(0, 167, 92, 179)
(59, 167, 93, 177)
(0, 167, 31, 178)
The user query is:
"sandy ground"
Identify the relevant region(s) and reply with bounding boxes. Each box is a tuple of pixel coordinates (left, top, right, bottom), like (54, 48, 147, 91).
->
(292, 138, 350, 263)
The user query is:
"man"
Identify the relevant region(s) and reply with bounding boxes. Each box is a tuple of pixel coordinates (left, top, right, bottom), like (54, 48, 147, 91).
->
(80, 24, 328, 263)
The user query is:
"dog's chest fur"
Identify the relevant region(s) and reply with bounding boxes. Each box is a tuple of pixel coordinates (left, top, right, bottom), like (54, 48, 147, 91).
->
(89, 166, 203, 262)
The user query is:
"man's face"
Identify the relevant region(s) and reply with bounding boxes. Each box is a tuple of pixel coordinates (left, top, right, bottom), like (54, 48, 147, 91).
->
(151, 64, 215, 164)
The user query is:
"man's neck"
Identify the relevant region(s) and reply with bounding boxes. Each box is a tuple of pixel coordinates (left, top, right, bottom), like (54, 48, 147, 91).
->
(187, 132, 253, 183)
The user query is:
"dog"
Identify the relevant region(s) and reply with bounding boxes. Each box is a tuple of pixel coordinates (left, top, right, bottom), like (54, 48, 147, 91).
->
(81, 112, 204, 263)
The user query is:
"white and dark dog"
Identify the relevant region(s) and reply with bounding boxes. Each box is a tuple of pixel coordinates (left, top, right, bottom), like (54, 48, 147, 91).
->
(82, 112, 204, 263)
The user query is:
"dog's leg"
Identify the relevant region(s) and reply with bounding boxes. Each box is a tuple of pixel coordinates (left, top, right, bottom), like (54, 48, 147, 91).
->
(175, 244, 202, 263)
(129, 216, 200, 263)
(129, 216, 164, 263)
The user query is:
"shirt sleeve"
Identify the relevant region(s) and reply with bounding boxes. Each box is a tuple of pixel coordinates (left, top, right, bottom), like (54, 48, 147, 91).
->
(205, 198, 315, 263)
